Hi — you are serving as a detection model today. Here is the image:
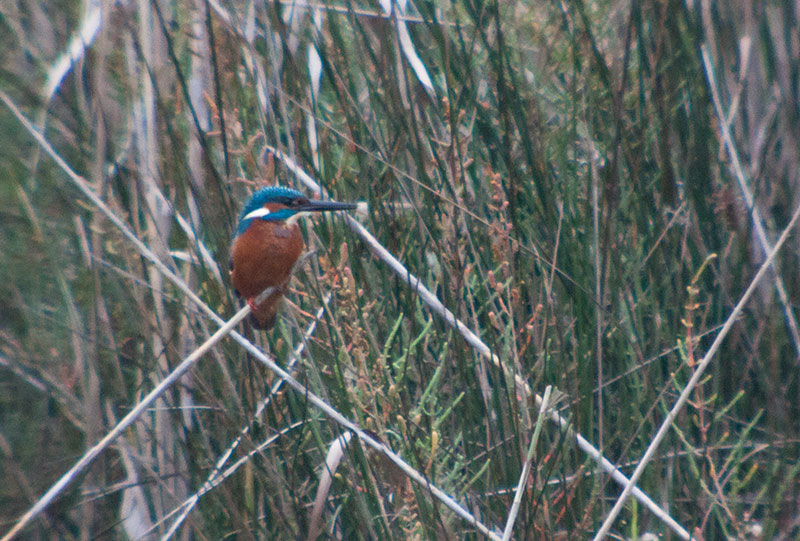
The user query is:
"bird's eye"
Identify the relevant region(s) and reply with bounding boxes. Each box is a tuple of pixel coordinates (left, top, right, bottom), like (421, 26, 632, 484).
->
(292, 197, 308, 207)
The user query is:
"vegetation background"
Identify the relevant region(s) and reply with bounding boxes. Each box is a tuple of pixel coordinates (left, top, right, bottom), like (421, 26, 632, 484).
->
(1, 0, 799, 539)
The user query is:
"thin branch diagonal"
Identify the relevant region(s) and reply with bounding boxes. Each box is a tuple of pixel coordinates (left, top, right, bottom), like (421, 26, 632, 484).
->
(502, 386, 553, 541)
(154, 421, 306, 541)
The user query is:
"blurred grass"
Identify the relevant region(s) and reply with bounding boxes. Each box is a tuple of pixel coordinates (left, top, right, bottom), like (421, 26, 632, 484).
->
(2, 0, 800, 539)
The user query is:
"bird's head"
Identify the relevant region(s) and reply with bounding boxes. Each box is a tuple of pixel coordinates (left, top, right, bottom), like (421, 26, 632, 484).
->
(235, 186, 356, 237)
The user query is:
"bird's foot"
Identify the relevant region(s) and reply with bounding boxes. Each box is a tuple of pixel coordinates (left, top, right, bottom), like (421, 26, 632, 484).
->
(250, 285, 278, 307)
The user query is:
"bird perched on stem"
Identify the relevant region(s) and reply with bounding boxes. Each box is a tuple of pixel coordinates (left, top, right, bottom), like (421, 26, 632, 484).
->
(230, 185, 357, 329)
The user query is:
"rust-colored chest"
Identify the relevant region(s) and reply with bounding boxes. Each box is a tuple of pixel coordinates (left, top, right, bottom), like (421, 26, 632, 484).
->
(230, 219, 304, 300)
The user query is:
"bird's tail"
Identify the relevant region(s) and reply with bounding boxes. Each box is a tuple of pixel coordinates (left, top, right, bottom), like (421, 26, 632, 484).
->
(249, 284, 288, 330)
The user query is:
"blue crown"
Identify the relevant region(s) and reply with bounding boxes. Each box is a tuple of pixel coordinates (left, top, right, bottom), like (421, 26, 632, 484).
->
(235, 186, 304, 237)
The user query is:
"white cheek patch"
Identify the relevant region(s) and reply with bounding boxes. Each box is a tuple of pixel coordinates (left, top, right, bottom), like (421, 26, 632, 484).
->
(243, 207, 271, 220)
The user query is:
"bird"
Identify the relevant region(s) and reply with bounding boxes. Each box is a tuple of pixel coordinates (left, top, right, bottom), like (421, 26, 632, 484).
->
(230, 185, 357, 330)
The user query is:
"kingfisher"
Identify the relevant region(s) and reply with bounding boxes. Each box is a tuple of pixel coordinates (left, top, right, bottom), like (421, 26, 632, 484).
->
(230, 185, 357, 330)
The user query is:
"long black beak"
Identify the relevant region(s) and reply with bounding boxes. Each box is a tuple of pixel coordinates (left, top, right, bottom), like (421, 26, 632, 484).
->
(298, 200, 358, 213)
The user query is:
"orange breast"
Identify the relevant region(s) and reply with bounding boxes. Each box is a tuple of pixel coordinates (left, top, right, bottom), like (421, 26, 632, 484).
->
(231, 220, 304, 328)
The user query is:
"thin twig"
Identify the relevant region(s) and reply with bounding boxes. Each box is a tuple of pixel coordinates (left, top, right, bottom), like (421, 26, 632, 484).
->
(154, 421, 306, 540)
(43, 1, 103, 100)
(155, 421, 305, 541)
(501, 386, 553, 541)
(590, 132, 605, 474)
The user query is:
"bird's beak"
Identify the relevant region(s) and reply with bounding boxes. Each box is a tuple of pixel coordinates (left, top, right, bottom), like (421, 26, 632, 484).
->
(297, 200, 358, 213)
